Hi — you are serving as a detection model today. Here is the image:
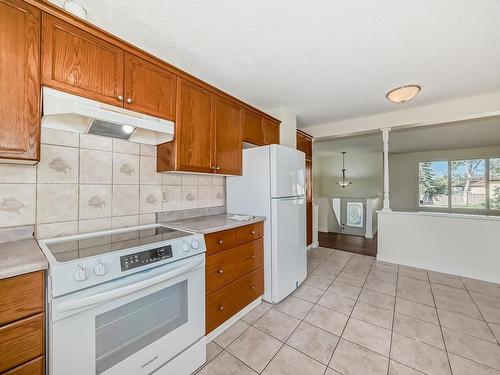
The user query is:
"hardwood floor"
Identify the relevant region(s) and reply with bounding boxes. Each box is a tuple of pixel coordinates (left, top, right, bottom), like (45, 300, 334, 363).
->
(318, 232, 377, 256)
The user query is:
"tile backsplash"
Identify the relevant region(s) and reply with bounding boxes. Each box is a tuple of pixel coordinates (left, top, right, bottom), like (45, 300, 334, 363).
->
(0, 128, 225, 239)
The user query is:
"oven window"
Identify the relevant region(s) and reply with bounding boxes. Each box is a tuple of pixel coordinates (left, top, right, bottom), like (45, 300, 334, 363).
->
(95, 280, 188, 374)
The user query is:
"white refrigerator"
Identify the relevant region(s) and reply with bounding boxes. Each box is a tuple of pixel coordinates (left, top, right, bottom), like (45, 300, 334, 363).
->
(227, 144, 307, 303)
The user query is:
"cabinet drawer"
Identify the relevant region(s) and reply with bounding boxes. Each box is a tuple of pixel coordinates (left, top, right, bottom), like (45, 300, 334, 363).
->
(206, 239, 263, 294)
(206, 267, 263, 334)
(0, 313, 44, 373)
(3, 356, 44, 375)
(204, 229, 238, 256)
(0, 271, 44, 326)
(236, 222, 263, 245)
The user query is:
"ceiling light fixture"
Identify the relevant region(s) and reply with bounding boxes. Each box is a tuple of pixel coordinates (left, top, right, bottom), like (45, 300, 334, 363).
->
(337, 152, 352, 188)
(386, 84, 421, 103)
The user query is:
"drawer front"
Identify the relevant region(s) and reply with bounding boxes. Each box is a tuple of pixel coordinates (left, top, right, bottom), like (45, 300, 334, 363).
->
(0, 313, 44, 373)
(0, 271, 44, 326)
(204, 229, 238, 256)
(206, 238, 263, 294)
(3, 357, 44, 375)
(236, 222, 263, 245)
(206, 267, 264, 334)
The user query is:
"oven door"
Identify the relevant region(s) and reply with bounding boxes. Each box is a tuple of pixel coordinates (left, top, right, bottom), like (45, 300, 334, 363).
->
(49, 254, 205, 375)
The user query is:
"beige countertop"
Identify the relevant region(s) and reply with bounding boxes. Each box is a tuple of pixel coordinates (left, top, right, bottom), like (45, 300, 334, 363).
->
(161, 214, 265, 234)
(0, 238, 48, 280)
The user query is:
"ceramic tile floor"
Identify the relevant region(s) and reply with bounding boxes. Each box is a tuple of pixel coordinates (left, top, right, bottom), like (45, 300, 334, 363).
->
(196, 247, 500, 375)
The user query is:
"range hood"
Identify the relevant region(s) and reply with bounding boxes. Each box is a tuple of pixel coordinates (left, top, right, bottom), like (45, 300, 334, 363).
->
(41, 87, 174, 145)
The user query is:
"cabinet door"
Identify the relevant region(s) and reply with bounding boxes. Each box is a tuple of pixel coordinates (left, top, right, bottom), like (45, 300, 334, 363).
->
(262, 118, 280, 145)
(124, 53, 176, 120)
(296, 132, 312, 158)
(41, 14, 124, 106)
(242, 109, 263, 145)
(306, 158, 312, 202)
(214, 96, 242, 175)
(176, 79, 214, 173)
(0, 0, 40, 161)
(306, 201, 313, 246)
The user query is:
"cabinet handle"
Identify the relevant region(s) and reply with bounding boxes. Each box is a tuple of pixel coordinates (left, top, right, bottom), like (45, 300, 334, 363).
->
(117, 95, 123, 100)
(215, 166, 221, 170)
(250, 286, 256, 290)
(250, 230, 256, 235)
(218, 305, 224, 311)
(250, 254, 255, 259)
(217, 268, 224, 274)
(126, 98, 133, 103)
(218, 239, 224, 245)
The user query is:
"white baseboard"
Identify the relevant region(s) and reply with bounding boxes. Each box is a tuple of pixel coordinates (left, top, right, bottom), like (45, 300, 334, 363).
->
(205, 297, 262, 343)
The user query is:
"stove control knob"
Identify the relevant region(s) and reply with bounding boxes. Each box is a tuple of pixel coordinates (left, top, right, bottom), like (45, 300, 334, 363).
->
(191, 239, 200, 250)
(94, 260, 107, 276)
(181, 241, 190, 252)
(73, 264, 89, 281)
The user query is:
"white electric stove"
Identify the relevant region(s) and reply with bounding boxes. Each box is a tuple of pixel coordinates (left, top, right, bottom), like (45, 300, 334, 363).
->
(38, 224, 207, 375)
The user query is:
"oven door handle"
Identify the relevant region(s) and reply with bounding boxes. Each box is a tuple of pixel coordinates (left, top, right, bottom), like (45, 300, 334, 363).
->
(56, 257, 204, 313)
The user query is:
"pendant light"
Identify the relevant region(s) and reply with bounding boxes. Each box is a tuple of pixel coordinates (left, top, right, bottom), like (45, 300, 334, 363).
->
(337, 152, 352, 188)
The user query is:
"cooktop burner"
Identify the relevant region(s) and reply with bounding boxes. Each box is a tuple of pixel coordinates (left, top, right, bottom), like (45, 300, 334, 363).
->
(45, 225, 191, 262)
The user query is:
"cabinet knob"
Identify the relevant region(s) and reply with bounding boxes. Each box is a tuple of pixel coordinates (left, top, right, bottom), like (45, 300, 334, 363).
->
(215, 166, 221, 170)
(218, 239, 224, 245)
(126, 98, 132, 103)
(250, 286, 256, 290)
(217, 268, 224, 274)
(117, 95, 124, 100)
(250, 230, 256, 235)
(217, 305, 224, 311)
(250, 254, 255, 259)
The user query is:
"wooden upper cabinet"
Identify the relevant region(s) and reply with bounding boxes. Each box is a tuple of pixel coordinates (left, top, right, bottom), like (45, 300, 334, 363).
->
(297, 131, 312, 159)
(242, 109, 264, 145)
(0, 0, 40, 162)
(41, 14, 124, 106)
(124, 53, 176, 121)
(214, 96, 242, 175)
(262, 118, 280, 145)
(175, 78, 214, 173)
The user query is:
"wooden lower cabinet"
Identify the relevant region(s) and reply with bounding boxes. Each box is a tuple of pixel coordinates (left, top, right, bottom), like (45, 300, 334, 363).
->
(0, 271, 45, 374)
(3, 357, 44, 375)
(0, 313, 44, 373)
(205, 222, 264, 334)
(206, 267, 264, 334)
(206, 238, 263, 294)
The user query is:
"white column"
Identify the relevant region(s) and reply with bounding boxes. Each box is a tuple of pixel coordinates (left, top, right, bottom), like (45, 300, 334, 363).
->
(381, 128, 392, 211)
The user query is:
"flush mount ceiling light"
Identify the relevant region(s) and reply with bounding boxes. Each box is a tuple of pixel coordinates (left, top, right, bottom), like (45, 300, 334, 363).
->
(386, 85, 421, 103)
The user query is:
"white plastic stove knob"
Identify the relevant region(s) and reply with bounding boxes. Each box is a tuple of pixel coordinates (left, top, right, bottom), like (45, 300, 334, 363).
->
(191, 239, 200, 250)
(94, 259, 107, 276)
(181, 241, 190, 252)
(73, 264, 89, 281)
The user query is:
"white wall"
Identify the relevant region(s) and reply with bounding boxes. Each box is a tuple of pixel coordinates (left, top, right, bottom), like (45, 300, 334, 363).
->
(315, 152, 383, 198)
(389, 145, 500, 212)
(378, 211, 500, 284)
(267, 106, 297, 148)
(366, 197, 382, 238)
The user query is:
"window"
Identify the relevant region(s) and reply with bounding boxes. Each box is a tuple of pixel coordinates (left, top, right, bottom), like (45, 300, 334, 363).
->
(451, 160, 486, 209)
(418, 157, 499, 212)
(490, 158, 500, 210)
(418, 161, 448, 207)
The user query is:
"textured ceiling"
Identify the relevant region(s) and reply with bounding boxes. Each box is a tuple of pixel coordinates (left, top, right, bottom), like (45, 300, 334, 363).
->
(49, 0, 500, 127)
(314, 116, 500, 155)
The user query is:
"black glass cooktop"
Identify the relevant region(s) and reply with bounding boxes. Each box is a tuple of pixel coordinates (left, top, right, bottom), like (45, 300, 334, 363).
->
(45, 226, 190, 262)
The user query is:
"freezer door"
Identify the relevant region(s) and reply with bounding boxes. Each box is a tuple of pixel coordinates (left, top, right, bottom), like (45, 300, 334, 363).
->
(270, 145, 305, 198)
(271, 197, 307, 303)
